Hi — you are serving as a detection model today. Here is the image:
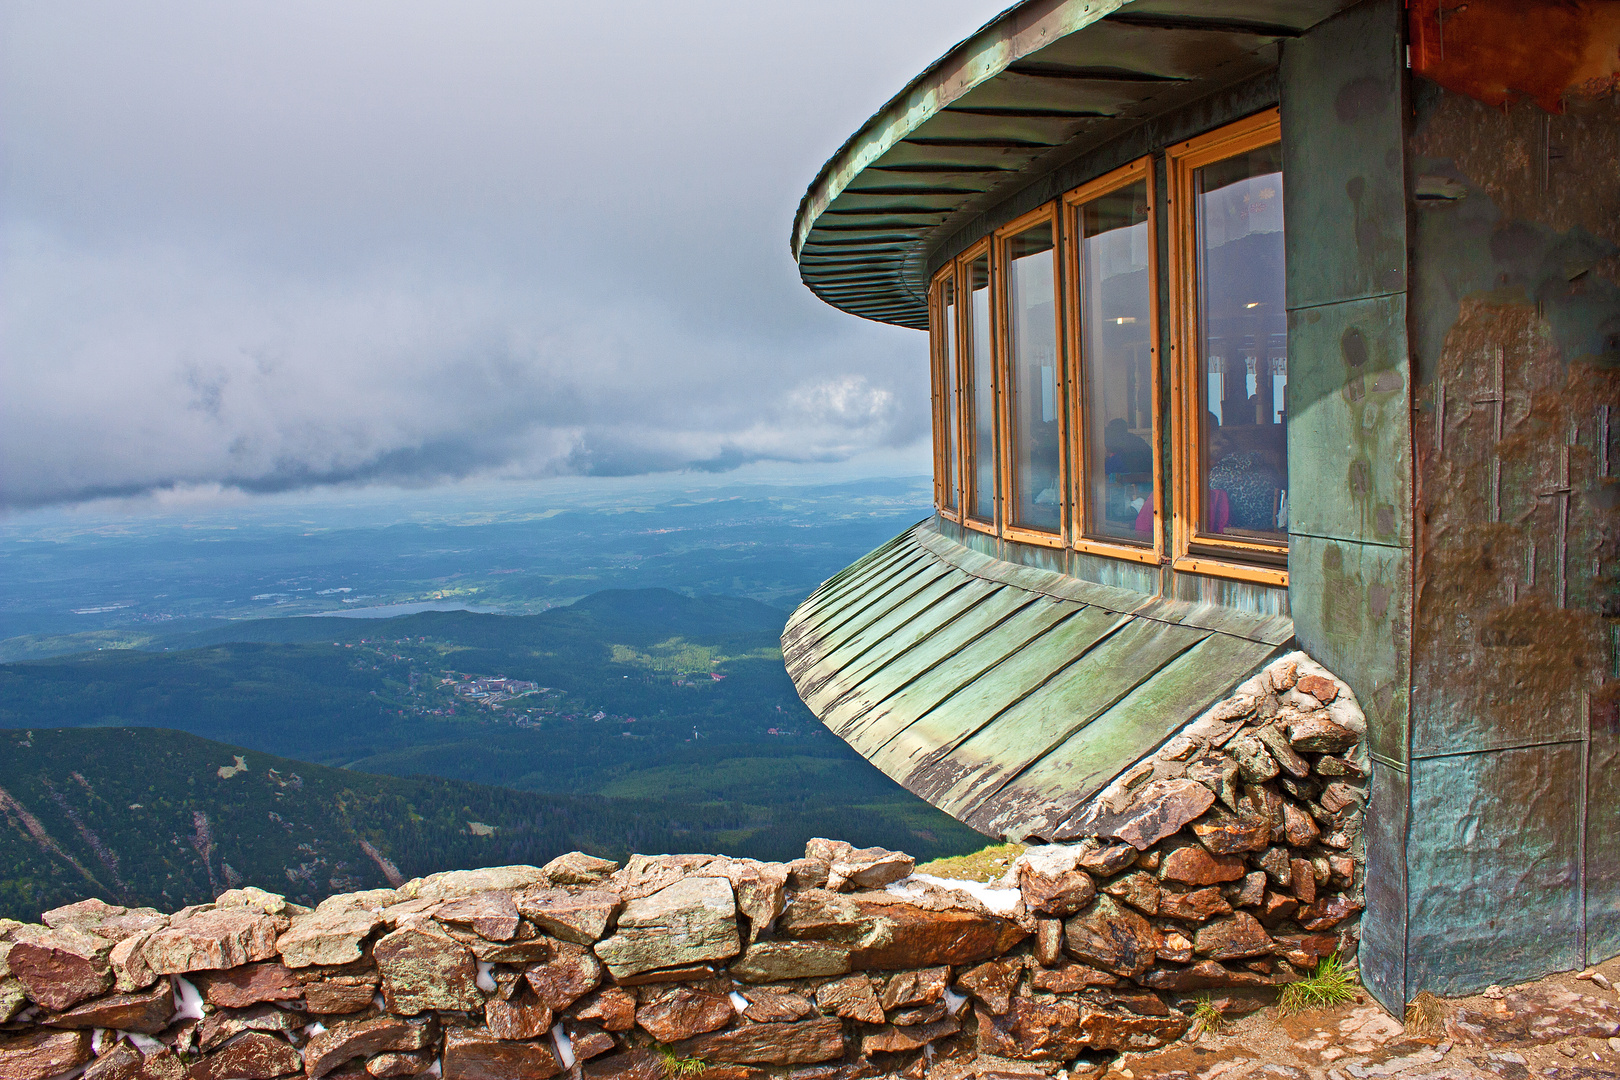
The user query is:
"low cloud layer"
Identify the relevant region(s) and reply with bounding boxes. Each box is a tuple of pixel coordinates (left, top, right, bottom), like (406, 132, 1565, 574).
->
(1, 2, 986, 510)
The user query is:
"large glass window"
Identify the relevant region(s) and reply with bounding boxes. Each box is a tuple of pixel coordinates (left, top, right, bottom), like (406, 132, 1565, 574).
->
(1076, 176, 1154, 546)
(937, 274, 959, 513)
(1002, 217, 1061, 535)
(1193, 143, 1287, 545)
(964, 252, 996, 524)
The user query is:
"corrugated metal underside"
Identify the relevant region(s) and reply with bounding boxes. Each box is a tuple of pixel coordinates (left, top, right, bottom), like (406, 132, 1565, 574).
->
(792, 0, 1356, 329)
(782, 521, 1294, 841)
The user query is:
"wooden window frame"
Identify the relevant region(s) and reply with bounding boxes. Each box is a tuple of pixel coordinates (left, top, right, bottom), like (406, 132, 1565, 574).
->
(1061, 156, 1162, 566)
(929, 267, 962, 523)
(994, 203, 1067, 550)
(1166, 108, 1289, 587)
(957, 236, 999, 537)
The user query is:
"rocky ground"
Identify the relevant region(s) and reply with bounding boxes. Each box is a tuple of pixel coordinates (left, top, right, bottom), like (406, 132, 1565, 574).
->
(1022, 957, 1620, 1080)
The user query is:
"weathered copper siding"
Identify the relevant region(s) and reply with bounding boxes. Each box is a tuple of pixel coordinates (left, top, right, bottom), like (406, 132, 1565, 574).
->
(1277, 0, 1413, 1011)
(1407, 78, 1620, 991)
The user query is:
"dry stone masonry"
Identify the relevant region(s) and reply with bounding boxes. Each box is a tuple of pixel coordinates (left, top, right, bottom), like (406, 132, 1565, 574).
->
(0, 653, 1366, 1080)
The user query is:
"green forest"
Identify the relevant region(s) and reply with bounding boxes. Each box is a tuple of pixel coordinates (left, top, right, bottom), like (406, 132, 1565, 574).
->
(0, 589, 986, 919)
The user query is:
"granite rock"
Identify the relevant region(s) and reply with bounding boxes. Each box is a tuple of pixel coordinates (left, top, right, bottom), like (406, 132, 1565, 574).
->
(593, 876, 739, 979)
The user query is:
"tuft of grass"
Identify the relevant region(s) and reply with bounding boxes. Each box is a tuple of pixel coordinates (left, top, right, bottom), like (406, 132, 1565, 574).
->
(914, 842, 1028, 883)
(1189, 994, 1227, 1037)
(1277, 952, 1358, 1014)
(1404, 990, 1447, 1035)
(654, 1046, 707, 1079)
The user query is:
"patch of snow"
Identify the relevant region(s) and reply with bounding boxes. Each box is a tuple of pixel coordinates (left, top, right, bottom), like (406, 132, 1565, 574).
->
(171, 975, 205, 1021)
(900, 872, 1021, 915)
(729, 991, 751, 1013)
(550, 1022, 575, 1069)
(476, 961, 497, 993)
(302, 1022, 328, 1038)
(943, 988, 968, 1016)
(124, 1033, 164, 1055)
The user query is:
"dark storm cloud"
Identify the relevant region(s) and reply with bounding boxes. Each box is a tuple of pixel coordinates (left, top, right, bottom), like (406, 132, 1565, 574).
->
(0, 1, 990, 510)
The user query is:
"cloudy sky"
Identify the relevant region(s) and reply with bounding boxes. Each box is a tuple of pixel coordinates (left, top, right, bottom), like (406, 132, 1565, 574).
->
(1, 1, 994, 512)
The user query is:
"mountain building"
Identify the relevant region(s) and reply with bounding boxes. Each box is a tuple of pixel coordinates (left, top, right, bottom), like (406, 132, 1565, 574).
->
(783, 0, 1619, 1011)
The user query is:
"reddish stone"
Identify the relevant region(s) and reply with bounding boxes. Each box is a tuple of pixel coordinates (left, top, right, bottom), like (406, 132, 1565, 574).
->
(888, 1000, 947, 1025)
(1101, 870, 1160, 915)
(1190, 812, 1272, 855)
(562, 1019, 617, 1062)
(674, 1018, 845, 1065)
(860, 1016, 960, 1054)
(1193, 913, 1273, 961)
(1288, 717, 1356, 754)
(776, 890, 1022, 970)
(1029, 962, 1118, 992)
(1158, 887, 1233, 922)
(1255, 846, 1292, 885)
(1295, 674, 1338, 703)
(879, 966, 949, 1009)
(7, 937, 113, 1011)
(1092, 988, 1172, 1017)
(1074, 779, 1216, 851)
(373, 926, 480, 1013)
(1270, 934, 1340, 969)
(82, 1040, 143, 1080)
(1290, 858, 1317, 903)
(636, 986, 734, 1042)
(141, 908, 282, 974)
(433, 891, 521, 942)
(1260, 892, 1299, 922)
(443, 1030, 561, 1080)
(189, 1031, 302, 1080)
(303, 976, 379, 1015)
(197, 1004, 305, 1053)
(1017, 863, 1096, 917)
(0, 1028, 92, 1080)
(1034, 917, 1064, 967)
(194, 961, 302, 1008)
(1298, 894, 1362, 930)
(304, 1016, 439, 1078)
(1254, 725, 1310, 779)
(1319, 782, 1361, 815)
(1157, 929, 1194, 964)
(524, 941, 602, 1010)
(955, 958, 1021, 1014)
(814, 976, 882, 1023)
(1138, 960, 1272, 991)
(614, 961, 724, 986)
(583, 1049, 665, 1080)
(1234, 871, 1268, 908)
(43, 979, 173, 1033)
(975, 997, 1188, 1059)
(486, 988, 554, 1040)
(570, 986, 637, 1031)
(1076, 842, 1138, 877)
(1063, 896, 1161, 978)
(365, 1049, 437, 1077)
(1158, 842, 1245, 886)
(1282, 804, 1321, 848)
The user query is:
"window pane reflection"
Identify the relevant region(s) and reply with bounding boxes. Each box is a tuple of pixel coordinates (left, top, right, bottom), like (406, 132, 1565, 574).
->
(1195, 144, 1288, 543)
(1078, 180, 1154, 545)
(1004, 222, 1061, 533)
(966, 255, 996, 522)
(939, 277, 958, 511)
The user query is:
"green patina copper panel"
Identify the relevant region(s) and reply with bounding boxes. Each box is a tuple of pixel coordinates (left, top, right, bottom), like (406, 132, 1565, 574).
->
(784, 520, 1298, 843)
(1407, 745, 1584, 994)
(924, 619, 1212, 820)
(799, 575, 995, 715)
(1278, 0, 1407, 309)
(1288, 295, 1411, 547)
(828, 594, 1070, 747)
(1287, 533, 1410, 766)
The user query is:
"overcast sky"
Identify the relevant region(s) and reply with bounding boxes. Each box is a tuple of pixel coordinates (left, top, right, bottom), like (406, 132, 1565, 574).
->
(1, 2, 995, 512)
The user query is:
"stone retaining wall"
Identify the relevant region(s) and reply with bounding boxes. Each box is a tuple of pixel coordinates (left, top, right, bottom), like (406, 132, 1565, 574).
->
(0, 654, 1367, 1080)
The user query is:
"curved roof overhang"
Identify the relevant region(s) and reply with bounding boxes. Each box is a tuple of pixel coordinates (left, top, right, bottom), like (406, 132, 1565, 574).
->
(791, 0, 1358, 329)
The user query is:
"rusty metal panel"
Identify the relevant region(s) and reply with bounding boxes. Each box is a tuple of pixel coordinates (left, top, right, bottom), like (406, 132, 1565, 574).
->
(1287, 534, 1411, 767)
(1278, 0, 1407, 308)
(1288, 295, 1411, 547)
(1406, 745, 1585, 994)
